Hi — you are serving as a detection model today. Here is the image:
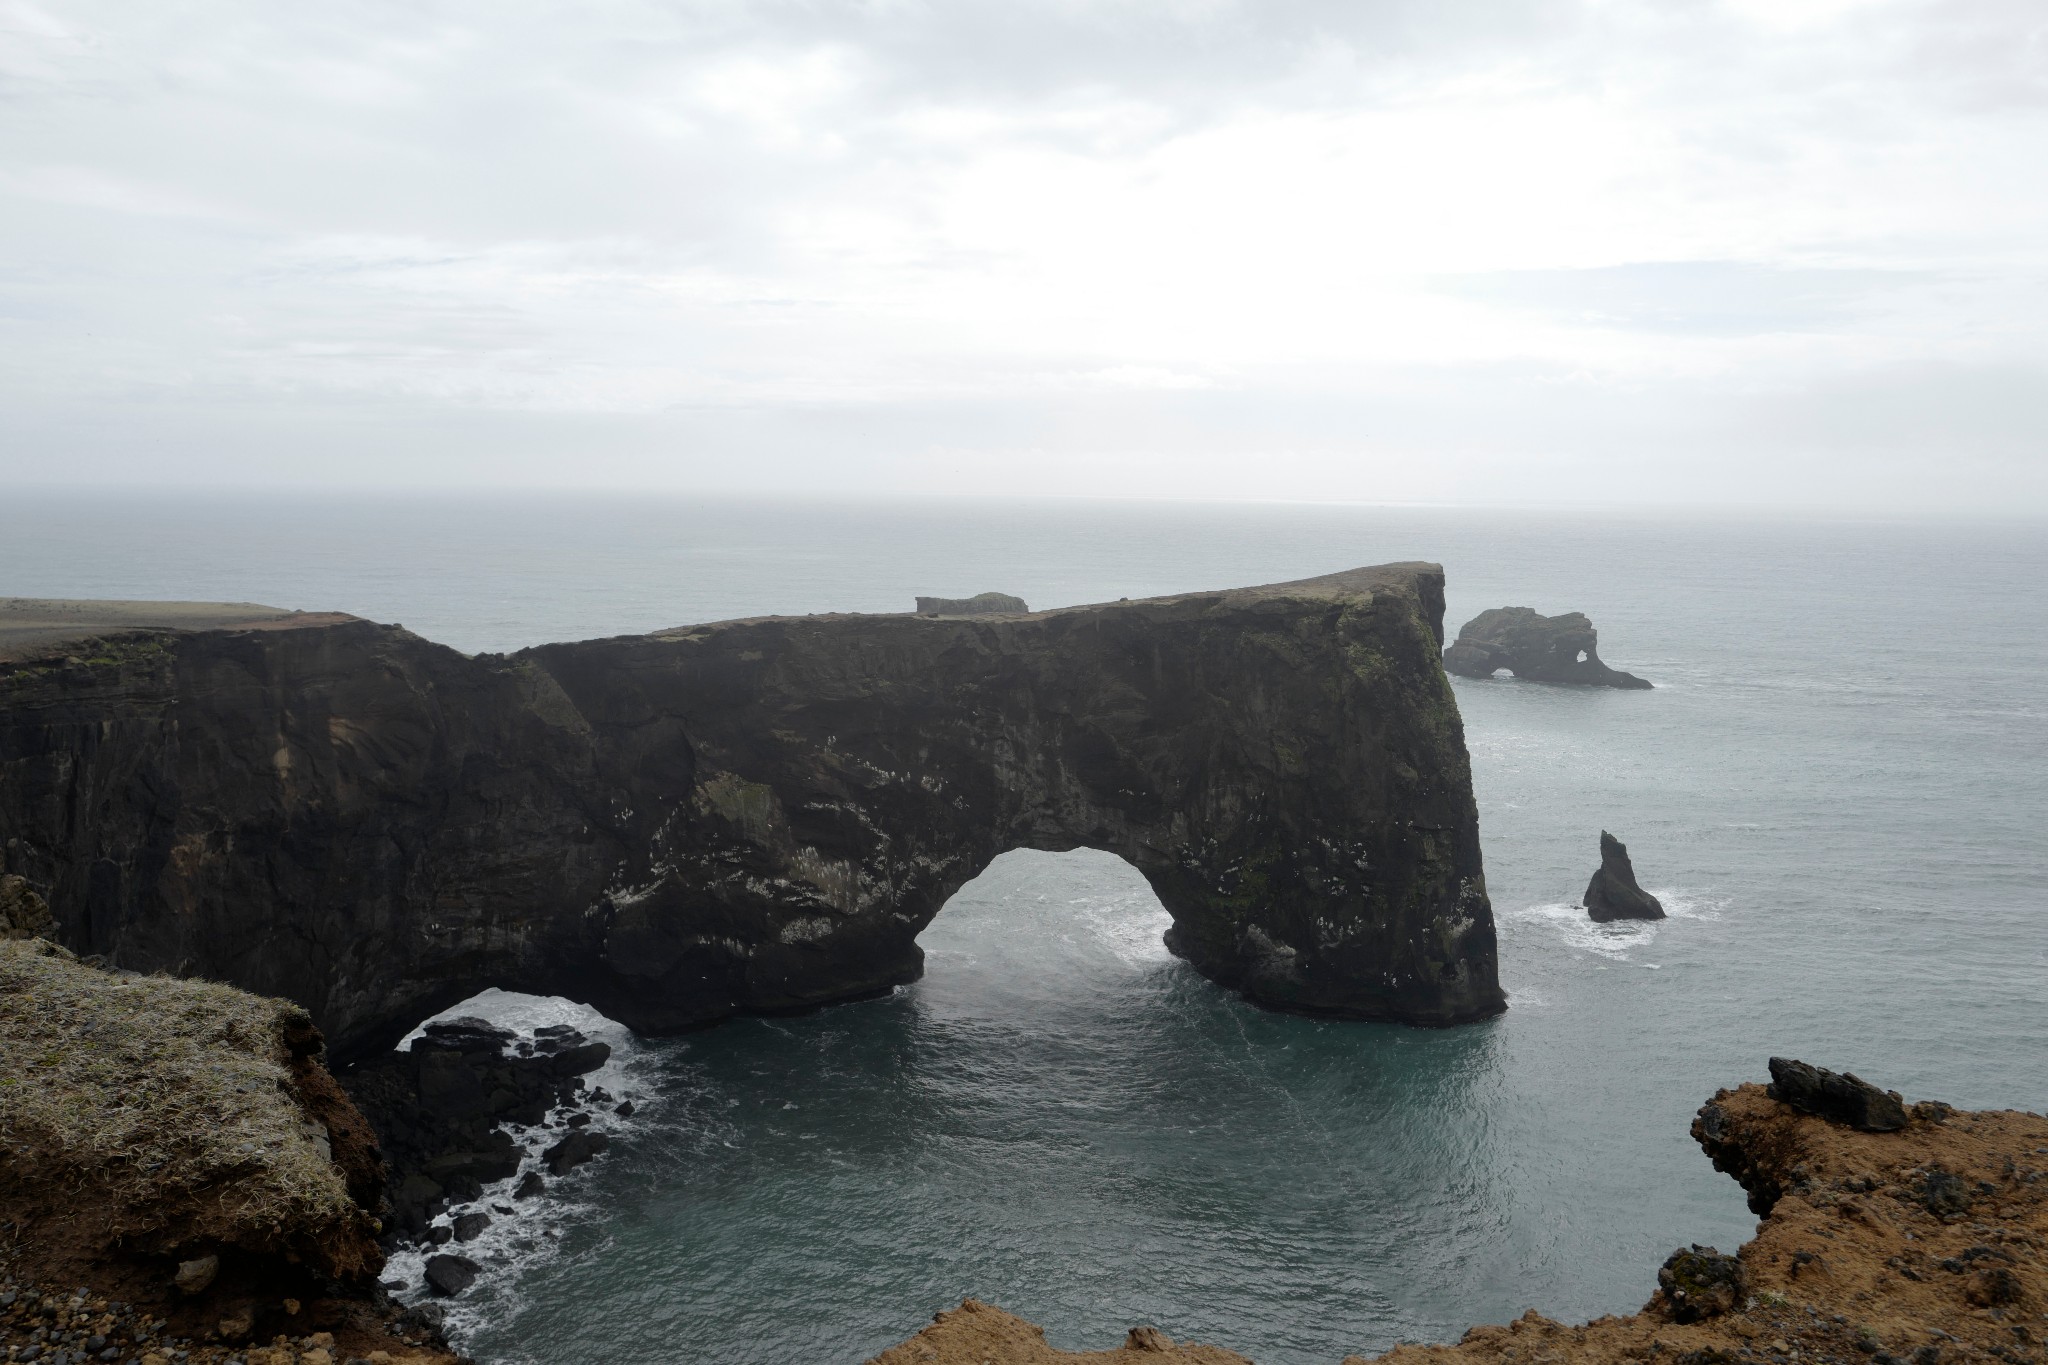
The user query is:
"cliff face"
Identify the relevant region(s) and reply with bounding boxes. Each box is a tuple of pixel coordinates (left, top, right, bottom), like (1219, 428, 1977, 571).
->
(0, 563, 1500, 1058)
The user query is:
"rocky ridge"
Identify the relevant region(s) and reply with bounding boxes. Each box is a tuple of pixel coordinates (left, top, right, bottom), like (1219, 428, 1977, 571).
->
(874, 1061, 2047, 1365)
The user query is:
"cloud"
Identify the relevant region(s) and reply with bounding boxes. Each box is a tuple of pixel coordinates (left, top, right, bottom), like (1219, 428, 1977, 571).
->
(0, 0, 2044, 509)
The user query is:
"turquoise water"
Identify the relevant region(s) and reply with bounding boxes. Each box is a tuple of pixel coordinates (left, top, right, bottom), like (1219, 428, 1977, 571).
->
(3, 494, 2044, 1364)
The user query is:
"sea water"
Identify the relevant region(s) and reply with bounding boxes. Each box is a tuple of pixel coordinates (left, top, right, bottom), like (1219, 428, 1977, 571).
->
(3, 494, 2043, 1365)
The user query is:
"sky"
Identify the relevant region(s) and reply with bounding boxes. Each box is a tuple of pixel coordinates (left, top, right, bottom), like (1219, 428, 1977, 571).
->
(2, 0, 2045, 510)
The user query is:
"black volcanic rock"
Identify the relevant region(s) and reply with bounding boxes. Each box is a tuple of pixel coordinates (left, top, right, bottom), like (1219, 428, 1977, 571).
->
(1443, 607, 1651, 688)
(423, 1253, 479, 1297)
(914, 591, 1028, 615)
(1583, 831, 1665, 922)
(0, 563, 1501, 1057)
(1765, 1057, 1907, 1132)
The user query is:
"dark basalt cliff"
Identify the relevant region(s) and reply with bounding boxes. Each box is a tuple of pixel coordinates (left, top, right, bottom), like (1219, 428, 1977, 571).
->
(1443, 607, 1651, 688)
(0, 563, 1501, 1059)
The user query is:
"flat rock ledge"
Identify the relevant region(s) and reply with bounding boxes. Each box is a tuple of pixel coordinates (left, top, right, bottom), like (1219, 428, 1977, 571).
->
(872, 1062, 2048, 1365)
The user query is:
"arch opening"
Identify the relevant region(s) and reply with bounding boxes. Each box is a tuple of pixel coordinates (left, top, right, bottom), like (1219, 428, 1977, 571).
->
(913, 848, 1180, 1003)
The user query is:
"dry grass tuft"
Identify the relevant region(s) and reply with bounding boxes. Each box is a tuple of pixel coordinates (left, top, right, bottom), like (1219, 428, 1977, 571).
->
(0, 939, 356, 1242)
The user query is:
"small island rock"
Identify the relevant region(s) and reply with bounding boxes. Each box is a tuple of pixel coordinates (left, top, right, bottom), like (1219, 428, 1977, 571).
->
(1443, 607, 1651, 688)
(914, 592, 1029, 615)
(1583, 831, 1665, 922)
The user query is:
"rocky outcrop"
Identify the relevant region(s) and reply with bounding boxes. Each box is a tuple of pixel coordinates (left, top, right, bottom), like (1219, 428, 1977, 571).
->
(915, 592, 1030, 615)
(1442, 608, 1651, 688)
(339, 1017, 615, 1245)
(1583, 831, 1665, 922)
(1766, 1056, 1907, 1132)
(879, 1063, 2048, 1365)
(0, 563, 1500, 1059)
(0, 940, 460, 1363)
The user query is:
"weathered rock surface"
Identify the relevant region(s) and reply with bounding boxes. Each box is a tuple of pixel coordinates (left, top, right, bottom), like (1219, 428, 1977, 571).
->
(0, 563, 1500, 1058)
(1443, 607, 1651, 688)
(915, 592, 1030, 615)
(1583, 831, 1666, 922)
(880, 1063, 2048, 1365)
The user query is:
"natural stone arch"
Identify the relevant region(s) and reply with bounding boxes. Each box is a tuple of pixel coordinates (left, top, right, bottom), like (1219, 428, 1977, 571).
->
(0, 563, 1503, 1062)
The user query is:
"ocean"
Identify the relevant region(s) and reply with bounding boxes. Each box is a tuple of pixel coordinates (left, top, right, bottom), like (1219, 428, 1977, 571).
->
(3, 492, 2043, 1365)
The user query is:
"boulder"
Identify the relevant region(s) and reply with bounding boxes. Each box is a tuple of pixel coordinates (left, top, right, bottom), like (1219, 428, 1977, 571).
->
(541, 1129, 610, 1176)
(1584, 832, 1666, 922)
(422, 1253, 480, 1297)
(451, 1212, 491, 1243)
(1765, 1057, 1908, 1132)
(1657, 1245, 1746, 1322)
(1444, 607, 1651, 688)
(171, 1254, 218, 1295)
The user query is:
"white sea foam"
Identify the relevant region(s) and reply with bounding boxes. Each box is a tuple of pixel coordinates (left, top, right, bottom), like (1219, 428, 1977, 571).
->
(1075, 895, 1175, 967)
(1507, 887, 1725, 961)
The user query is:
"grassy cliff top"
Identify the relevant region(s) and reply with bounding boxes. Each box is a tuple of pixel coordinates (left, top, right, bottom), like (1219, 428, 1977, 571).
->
(0, 939, 360, 1254)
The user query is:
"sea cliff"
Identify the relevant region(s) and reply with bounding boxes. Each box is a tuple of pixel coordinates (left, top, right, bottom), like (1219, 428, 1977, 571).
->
(0, 563, 1500, 1059)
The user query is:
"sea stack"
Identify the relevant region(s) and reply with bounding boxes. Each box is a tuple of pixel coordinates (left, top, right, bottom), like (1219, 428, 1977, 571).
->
(1442, 607, 1651, 688)
(1583, 830, 1666, 922)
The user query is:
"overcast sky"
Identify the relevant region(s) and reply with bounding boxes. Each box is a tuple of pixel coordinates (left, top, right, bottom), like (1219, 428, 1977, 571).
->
(3, 0, 2045, 509)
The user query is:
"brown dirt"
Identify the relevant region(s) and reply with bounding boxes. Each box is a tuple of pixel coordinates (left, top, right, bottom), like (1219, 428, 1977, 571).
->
(871, 1299, 1255, 1364)
(875, 1082, 2048, 1365)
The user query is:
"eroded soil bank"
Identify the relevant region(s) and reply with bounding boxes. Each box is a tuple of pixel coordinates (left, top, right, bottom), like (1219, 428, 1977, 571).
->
(874, 1071, 2046, 1365)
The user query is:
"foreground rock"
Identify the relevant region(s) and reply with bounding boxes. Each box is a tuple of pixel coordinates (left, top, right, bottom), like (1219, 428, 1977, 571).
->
(871, 1300, 1252, 1364)
(0, 563, 1500, 1057)
(1583, 831, 1666, 922)
(879, 1062, 2048, 1365)
(915, 591, 1030, 614)
(1443, 607, 1651, 688)
(0, 940, 460, 1363)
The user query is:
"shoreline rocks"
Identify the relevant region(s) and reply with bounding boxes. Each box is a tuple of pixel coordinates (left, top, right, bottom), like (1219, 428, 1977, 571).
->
(1443, 607, 1651, 688)
(1583, 831, 1665, 922)
(338, 1019, 616, 1250)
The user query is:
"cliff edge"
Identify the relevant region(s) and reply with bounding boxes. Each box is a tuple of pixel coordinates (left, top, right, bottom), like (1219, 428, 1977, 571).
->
(0, 935, 460, 1362)
(0, 563, 1500, 1058)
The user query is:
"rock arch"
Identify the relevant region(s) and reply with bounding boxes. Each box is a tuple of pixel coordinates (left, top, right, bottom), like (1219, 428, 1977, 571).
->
(0, 563, 1503, 1061)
